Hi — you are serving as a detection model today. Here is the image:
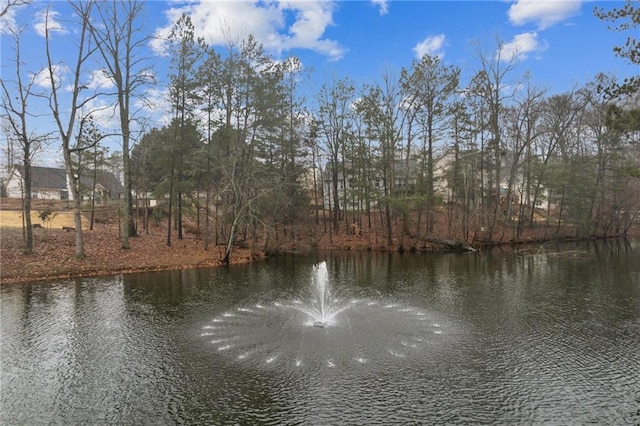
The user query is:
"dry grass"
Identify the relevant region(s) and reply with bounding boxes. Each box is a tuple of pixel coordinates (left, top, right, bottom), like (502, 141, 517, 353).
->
(0, 210, 87, 230)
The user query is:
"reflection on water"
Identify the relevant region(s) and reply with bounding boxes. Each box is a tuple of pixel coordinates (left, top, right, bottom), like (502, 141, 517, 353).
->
(1, 239, 639, 424)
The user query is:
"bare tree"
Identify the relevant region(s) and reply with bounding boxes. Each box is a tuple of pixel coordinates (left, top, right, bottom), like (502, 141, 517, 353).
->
(501, 76, 546, 239)
(473, 38, 520, 239)
(356, 68, 411, 247)
(317, 77, 355, 234)
(43, 2, 101, 258)
(84, 0, 155, 248)
(1, 25, 49, 254)
(0, 0, 30, 18)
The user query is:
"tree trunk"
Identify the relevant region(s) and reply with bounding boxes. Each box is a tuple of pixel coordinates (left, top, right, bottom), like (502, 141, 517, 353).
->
(22, 158, 33, 255)
(166, 168, 174, 247)
(222, 213, 241, 265)
(67, 170, 85, 259)
(178, 190, 183, 239)
(121, 121, 135, 247)
(90, 145, 97, 230)
(72, 193, 84, 258)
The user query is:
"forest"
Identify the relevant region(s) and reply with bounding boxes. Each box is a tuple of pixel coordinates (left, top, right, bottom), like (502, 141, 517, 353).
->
(2, 0, 639, 265)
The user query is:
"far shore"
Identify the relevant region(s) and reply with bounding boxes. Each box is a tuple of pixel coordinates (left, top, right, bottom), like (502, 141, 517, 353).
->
(2, 221, 637, 285)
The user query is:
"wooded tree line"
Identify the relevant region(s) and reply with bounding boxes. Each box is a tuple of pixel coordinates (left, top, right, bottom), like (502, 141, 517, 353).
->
(2, 0, 639, 261)
(2, 0, 151, 257)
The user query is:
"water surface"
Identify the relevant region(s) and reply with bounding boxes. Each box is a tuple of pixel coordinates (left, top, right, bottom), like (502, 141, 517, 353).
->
(2, 239, 639, 424)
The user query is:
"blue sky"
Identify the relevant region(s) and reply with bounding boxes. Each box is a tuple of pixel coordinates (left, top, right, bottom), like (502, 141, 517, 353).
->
(1, 0, 637, 167)
(304, 0, 634, 91)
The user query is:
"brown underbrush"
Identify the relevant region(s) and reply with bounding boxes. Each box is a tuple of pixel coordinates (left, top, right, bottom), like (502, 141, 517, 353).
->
(0, 224, 260, 284)
(1, 203, 637, 284)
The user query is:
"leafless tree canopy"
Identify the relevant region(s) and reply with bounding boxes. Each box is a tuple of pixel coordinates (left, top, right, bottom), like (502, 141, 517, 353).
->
(0, 0, 30, 18)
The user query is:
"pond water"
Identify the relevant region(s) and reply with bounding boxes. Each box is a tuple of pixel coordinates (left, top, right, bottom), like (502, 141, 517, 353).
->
(2, 240, 639, 424)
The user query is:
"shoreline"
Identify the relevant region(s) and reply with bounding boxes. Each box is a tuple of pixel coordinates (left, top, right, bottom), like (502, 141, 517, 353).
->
(2, 225, 636, 285)
(0, 226, 262, 285)
(0, 260, 258, 285)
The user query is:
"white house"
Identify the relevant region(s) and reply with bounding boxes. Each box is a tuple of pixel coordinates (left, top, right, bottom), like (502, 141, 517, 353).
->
(5, 166, 70, 200)
(4, 166, 123, 202)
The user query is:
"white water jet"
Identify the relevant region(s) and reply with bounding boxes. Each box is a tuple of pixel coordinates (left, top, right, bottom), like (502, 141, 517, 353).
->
(293, 261, 352, 328)
(311, 261, 330, 327)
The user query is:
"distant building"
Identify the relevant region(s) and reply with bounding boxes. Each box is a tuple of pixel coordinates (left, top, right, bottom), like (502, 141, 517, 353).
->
(321, 152, 453, 211)
(5, 166, 69, 200)
(4, 166, 123, 203)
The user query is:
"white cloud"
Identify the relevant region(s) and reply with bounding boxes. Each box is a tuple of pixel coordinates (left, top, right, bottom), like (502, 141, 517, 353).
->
(135, 87, 172, 126)
(371, 0, 389, 16)
(33, 9, 68, 38)
(87, 69, 115, 90)
(32, 64, 69, 89)
(498, 32, 547, 62)
(413, 34, 446, 59)
(0, 0, 20, 34)
(508, 0, 582, 29)
(151, 1, 345, 61)
(82, 98, 118, 129)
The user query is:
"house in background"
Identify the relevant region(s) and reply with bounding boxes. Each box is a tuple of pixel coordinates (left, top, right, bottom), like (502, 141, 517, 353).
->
(89, 170, 124, 203)
(321, 152, 453, 211)
(4, 166, 123, 203)
(5, 166, 70, 200)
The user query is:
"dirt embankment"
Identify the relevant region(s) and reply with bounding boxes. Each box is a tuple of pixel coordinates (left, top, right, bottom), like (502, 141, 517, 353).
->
(0, 225, 260, 284)
(0, 200, 259, 284)
(2, 200, 637, 284)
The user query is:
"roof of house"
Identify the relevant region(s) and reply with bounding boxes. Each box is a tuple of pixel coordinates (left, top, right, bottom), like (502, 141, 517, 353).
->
(17, 166, 123, 194)
(91, 170, 124, 194)
(17, 166, 67, 190)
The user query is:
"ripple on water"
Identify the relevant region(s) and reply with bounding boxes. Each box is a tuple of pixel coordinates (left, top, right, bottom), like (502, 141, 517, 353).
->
(201, 297, 455, 372)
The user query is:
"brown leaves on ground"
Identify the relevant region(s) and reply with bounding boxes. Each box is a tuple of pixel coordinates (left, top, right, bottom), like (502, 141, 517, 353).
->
(0, 225, 259, 284)
(3, 211, 637, 285)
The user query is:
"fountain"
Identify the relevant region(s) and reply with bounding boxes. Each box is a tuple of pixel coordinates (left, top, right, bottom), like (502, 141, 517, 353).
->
(291, 262, 352, 328)
(202, 261, 452, 369)
(311, 262, 331, 328)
